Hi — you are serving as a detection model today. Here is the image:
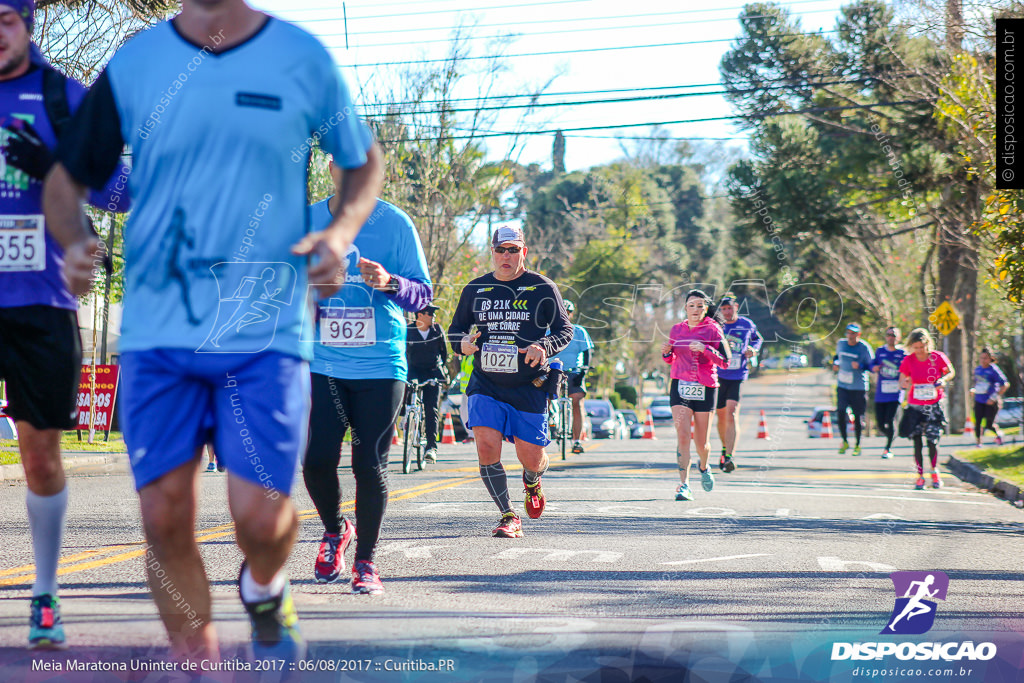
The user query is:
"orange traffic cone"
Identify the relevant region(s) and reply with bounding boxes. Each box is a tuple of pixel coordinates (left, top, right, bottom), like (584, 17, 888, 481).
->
(392, 428, 400, 445)
(441, 412, 456, 444)
(756, 409, 770, 440)
(690, 418, 695, 438)
(642, 411, 657, 440)
(820, 411, 833, 439)
(963, 418, 974, 437)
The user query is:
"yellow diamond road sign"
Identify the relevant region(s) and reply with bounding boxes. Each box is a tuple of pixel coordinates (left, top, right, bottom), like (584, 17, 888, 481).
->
(929, 301, 960, 336)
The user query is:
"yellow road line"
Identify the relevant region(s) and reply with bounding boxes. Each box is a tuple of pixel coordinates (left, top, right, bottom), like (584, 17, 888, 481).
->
(0, 474, 479, 587)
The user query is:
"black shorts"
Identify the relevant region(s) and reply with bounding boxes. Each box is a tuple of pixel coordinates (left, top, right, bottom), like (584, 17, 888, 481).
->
(716, 378, 743, 409)
(836, 387, 867, 418)
(0, 305, 82, 430)
(669, 379, 717, 413)
(567, 371, 587, 397)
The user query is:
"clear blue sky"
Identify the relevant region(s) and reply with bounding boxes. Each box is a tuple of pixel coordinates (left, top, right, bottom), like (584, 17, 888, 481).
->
(249, 0, 848, 172)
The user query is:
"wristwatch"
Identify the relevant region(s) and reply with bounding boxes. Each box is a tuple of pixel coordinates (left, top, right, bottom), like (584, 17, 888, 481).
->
(384, 275, 399, 293)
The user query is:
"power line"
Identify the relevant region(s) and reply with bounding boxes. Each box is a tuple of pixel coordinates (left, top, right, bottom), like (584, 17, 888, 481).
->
(370, 100, 930, 143)
(286, 0, 594, 20)
(337, 31, 837, 69)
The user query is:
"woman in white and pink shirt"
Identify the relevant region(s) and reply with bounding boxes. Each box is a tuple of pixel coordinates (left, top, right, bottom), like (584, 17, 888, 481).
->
(660, 290, 731, 501)
(898, 328, 955, 490)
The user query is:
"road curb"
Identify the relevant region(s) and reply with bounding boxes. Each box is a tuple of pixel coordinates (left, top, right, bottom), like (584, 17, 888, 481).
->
(0, 455, 118, 483)
(946, 455, 1024, 507)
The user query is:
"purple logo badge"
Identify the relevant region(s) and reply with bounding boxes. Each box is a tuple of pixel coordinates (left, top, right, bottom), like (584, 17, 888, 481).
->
(881, 571, 949, 635)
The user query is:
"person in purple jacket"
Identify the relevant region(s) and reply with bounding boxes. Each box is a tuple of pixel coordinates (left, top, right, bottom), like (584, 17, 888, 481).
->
(714, 294, 763, 473)
(0, 0, 128, 650)
(970, 348, 1009, 447)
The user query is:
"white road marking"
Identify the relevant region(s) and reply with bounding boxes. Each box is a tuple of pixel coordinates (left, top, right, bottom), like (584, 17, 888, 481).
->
(660, 553, 772, 566)
(863, 513, 908, 521)
(818, 556, 896, 572)
(775, 509, 790, 516)
(490, 548, 622, 563)
(375, 541, 450, 559)
(596, 505, 648, 513)
(686, 507, 737, 516)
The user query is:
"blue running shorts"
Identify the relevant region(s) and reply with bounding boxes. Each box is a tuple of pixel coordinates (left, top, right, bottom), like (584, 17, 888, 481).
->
(466, 393, 550, 447)
(120, 349, 310, 495)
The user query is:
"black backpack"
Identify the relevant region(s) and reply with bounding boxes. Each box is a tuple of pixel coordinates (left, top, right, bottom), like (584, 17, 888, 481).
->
(40, 66, 70, 138)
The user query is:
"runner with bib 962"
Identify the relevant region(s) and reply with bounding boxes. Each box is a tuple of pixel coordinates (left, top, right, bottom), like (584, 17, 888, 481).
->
(714, 293, 762, 473)
(447, 226, 572, 538)
(871, 327, 905, 459)
(660, 290, 730, 502)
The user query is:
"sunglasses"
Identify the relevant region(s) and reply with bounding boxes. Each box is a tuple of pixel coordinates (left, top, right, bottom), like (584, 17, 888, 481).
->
(493, 246, 522, 254)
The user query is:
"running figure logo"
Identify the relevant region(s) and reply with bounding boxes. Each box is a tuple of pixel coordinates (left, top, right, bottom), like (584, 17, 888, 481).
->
(881, 571, 949, 635)
(198, 262, 296, 353)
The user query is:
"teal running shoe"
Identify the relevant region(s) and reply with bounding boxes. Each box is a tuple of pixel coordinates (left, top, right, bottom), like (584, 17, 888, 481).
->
(700, 466, 715, 492)
(29, 594, 66, 650)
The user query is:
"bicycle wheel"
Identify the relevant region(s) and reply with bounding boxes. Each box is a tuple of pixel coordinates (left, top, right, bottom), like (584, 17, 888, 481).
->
(560, 399, 569, 460)
(402, 412, 414, 474)
(416, 410, 425, 471)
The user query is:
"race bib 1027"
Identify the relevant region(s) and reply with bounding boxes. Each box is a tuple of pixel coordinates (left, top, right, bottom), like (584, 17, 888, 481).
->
(481, 343, 517, 373)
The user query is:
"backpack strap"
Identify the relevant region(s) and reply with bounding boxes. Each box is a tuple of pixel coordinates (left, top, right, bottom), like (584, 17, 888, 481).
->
(41, 67, 71, 139)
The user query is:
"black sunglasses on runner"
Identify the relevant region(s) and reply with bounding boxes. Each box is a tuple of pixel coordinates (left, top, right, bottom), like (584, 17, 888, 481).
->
(493, 245, 522, 254)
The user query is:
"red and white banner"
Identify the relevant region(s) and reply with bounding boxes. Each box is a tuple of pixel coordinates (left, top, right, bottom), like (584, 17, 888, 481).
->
(76, 364, 120, 431)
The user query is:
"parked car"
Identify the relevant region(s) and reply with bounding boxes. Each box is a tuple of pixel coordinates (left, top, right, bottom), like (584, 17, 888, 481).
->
(618, 409, 644, 439)
(648, 396, 673, 423)
(585, 399, 626, 439)
(784, 353, 809, 369)
(0, 400, 16, 440)
(806, 406, 849, 438)
(760, 357, 782, 369)
(996, 397, 1022, 429)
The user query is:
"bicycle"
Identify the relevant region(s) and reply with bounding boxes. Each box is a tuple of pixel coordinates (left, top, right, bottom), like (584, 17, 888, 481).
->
(548, 368, 571, 461)
(401, 378, 442, 474)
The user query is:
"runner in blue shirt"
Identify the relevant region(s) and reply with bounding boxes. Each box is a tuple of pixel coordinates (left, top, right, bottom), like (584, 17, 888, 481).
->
(303, 162, 431, 595)
(550, 300, 594, 454)
(832, 323, 874, 455)
(43, 0, 381, 665)
(713, 294, 763, 473)
(871, 327, 905, 459)
(0, 0, 128, 650)
(971, 348, 1009, 447)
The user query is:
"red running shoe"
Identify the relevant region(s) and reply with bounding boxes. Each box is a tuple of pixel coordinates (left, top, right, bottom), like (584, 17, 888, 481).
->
(314, 518, 355, 584)
(492, 512, 523, 538)
(523, 472, 545, 519)
(351, 560, 384, 595)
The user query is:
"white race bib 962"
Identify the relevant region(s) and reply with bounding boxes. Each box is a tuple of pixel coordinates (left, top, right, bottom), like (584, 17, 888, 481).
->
(677, 381, 706, 401)
(481, 343, 517, 373)
(0, 214, 44, 272)
(912, 384, 938, 402)
(319, 307, 375, 347)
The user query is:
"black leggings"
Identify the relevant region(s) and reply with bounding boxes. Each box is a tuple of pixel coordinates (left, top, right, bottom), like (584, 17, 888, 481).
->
(875, 401, 899, 450)
(912, 435, 938, 474)
(836, 388, 866, 444)
(303, 374, 404, 562)
(974, 401, 1000, 437)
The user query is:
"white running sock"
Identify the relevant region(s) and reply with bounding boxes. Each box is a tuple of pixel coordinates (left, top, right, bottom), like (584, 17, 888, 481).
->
(27, 486, 68, 597)
(240, 565, 286, 603)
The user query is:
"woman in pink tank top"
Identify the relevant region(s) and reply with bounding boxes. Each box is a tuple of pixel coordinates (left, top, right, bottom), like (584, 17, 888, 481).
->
(660, 290, 730, 501)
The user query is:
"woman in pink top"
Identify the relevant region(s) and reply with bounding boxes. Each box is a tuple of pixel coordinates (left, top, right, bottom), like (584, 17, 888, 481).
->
(898, 328, 955, 490)
(660, 290, 731, 501)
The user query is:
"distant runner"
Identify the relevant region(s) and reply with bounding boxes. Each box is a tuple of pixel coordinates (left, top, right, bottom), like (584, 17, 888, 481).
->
(714, 294, 762, 473)
(832, 323, 873, 456)
(871, 327, 905, 459)
(549, 299, 595, 454)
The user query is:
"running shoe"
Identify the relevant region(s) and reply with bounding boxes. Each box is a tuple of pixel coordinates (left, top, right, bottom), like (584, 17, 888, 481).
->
(675, 484, 693, 501)
(721, 456, 736, 473)
(523, 472, 545, 519)
(205, 461, 217, 473)
(718, 451, 727, 471)
(838, 441, 849, 455)
(914, 476, 926, 490)
(492, 512, 523, 538)
(424, 448, 438, 463)
(852, 444, 862, 456)
(974, 442, 982, 448)
(572, 441, 584, 454)
(314, 518, 356, 584)
(216, 459, 226, 473)
(931, 471, 942, 489)
(881, 450, 893, 459)
(351, 560, 384, 595)
(240, 567, 305, 664)
(699, 466, 715, 492)
(29, 594, 66, 650)
(995, 435, 1004, 446)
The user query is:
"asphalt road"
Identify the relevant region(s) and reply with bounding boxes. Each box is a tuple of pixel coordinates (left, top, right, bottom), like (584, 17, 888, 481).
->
(1, 369, 1022, 682)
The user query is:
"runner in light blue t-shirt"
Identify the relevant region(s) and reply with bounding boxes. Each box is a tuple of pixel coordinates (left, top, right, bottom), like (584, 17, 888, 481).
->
(550, 300, 594, 453)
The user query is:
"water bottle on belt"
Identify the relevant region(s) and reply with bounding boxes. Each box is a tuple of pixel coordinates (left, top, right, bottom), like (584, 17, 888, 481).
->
(544, 359, 565, 396)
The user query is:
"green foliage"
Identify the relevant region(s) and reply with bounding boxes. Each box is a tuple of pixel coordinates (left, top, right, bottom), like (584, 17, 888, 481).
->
(614, 383, 638, 407)
(607, 392, 622, 410)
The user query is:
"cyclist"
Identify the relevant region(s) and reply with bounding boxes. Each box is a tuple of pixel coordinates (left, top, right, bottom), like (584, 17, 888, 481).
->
(661, 290, 730, 501)
(405, 304, 448, 463)
(871, 327, 905, 459)
(0, 0, 129, 650)
(448, 226, 572, 538)
(457, 354, 474, 443)
(45, 0, 382, 663)
(832, 323, 874, 456)
(304, 160, 431, 596)
(971, 348, 1009, 447)
(550, 299, 594, 454)
(713, 294, 762, 473)
(898, 328, 954, 489)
